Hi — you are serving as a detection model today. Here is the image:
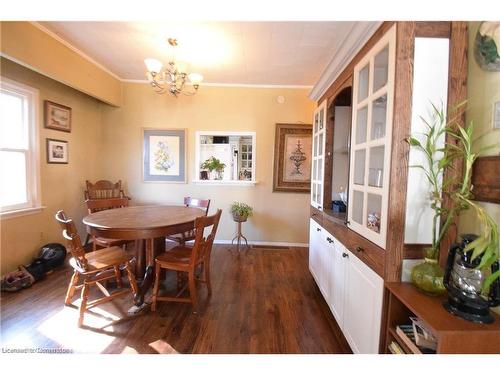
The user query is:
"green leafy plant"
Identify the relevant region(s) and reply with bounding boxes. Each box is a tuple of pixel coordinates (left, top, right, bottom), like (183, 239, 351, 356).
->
(230, 202, 253, 218)
(201, 156, 226, 172)
(407, 103, 499, 292)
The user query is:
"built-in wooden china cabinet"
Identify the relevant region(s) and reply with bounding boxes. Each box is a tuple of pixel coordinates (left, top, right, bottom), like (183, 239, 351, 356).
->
(308, 22, 470, 353)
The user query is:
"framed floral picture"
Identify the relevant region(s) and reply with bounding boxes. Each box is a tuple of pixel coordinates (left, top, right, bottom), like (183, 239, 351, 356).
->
(143, 128, 186, 183)
(46, 138, 68, 164)
(273, 123, 312, 192)
(44, 101, 72, 132)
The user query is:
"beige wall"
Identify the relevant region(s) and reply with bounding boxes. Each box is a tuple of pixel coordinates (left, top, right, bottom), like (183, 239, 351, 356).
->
(0, 22, 122, 106)
(0, 58, 103, 274)
(99, 83, 315, 244)
(458, 22, 500, 237)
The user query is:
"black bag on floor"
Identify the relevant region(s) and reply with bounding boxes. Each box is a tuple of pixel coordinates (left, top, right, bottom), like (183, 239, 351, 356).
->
(24, 243, 67, 281)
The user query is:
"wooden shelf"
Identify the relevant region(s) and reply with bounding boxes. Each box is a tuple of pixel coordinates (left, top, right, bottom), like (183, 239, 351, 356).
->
(384, 282, 500, 353)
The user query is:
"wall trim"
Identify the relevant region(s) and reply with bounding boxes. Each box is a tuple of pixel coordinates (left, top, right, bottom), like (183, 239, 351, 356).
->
(214, 240, 308, 247)
(309, 21, 382, 101)
(30, 22, 123, 82)
(167, 238, 308, 247)
(123, 78, 313, 89)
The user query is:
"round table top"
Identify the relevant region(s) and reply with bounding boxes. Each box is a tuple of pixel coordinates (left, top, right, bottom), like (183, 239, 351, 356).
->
(84, 205, 204, 229)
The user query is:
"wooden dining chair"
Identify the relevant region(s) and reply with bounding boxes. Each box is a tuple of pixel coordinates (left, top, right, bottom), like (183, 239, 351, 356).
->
(166, 197, 211, 245)
(84, 180, 130, 247)
(152, 209, 222, 313)
(85, 197, 131, 252)
(85, 179, 127, 200)
(55, 210, 137, 327)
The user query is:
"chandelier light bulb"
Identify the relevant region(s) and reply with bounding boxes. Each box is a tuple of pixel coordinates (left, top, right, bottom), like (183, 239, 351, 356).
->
(175, 61, 188, 74)
(144, 58, 163, 74)
(188, 73, 204, 86)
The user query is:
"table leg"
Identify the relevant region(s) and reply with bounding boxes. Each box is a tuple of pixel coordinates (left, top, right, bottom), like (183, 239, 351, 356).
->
(132, 237, 165, 306)
(134, 239, 145, 277)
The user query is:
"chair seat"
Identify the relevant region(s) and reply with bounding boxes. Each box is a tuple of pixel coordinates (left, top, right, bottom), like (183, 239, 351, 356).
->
(155, 245, 193, 269)
(70, 246, 132, 272)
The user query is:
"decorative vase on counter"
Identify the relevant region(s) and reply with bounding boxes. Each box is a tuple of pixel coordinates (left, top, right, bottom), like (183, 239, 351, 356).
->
(411, 251, 446, 296)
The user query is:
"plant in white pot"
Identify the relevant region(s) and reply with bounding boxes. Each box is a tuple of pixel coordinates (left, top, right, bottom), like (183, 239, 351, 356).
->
(201, 156, 226, 180)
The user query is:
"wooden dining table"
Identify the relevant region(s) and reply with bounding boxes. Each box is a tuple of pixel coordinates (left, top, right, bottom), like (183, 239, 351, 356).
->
(83, 205, 205, 309)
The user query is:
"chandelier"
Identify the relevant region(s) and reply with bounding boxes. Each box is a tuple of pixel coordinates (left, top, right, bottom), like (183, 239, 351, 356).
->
(144, 38, 203, 97)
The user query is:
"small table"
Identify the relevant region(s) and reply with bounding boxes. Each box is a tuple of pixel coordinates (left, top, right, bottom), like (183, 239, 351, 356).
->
(231, 217, 249, 253)
(83, 205, 205, 308)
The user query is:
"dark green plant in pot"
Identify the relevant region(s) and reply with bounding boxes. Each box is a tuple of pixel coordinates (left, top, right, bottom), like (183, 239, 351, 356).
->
(407, 102, 499, 295)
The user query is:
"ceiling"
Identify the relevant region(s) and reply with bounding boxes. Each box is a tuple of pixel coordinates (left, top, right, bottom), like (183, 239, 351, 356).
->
(38, 21, 372, 86)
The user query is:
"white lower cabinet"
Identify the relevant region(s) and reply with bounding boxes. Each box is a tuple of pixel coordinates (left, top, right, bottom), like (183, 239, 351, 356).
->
(308, 219, 322, 285)
(308, 220, 384, 354)
(342, 245, 384, 353)
(329, 239, 346, 325)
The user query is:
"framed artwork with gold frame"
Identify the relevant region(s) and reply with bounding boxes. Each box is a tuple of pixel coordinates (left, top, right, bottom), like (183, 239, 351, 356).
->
(273, 123, 312, 193)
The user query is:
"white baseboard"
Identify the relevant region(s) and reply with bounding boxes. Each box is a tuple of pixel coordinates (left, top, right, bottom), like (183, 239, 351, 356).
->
(166, 238, 308, 248)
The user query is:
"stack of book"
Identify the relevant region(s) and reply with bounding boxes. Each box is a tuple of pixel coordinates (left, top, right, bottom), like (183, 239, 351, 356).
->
(393, 318, 437, 354)
(388, 341, 405, 354)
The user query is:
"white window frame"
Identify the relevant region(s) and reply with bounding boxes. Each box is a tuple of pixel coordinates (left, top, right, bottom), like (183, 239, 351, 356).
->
(193, 131, 257, 185)
(0, 77, 43, 218)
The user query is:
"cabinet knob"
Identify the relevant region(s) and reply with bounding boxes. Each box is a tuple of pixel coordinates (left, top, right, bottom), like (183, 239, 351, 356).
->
(327, 237, 333, 243)
(356, 246, 364, 253)
(342, 253, 349, 258)
(316, 228, 321, 232)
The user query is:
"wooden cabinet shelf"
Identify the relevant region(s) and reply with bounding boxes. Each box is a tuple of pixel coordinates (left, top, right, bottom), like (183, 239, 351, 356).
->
(383, 282, 500, 353)
(322, 209, 347, 226)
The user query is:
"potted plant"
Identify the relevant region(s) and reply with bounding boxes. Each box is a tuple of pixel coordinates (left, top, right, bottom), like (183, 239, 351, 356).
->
(230, 202, 253, 222)
(407, 103, 499, 296)
(201, 156, 226, 180)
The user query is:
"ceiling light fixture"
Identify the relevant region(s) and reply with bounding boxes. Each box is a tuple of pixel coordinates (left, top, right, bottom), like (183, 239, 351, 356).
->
(144, 38, 203, 97)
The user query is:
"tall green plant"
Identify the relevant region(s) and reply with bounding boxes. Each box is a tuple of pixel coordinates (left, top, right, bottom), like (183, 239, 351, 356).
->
(406, 103, 449, 260)
(407, 103, 499, 292)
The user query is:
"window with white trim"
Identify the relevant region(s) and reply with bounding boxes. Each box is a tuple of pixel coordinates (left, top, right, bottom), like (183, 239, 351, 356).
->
(0, 78, 41, 215)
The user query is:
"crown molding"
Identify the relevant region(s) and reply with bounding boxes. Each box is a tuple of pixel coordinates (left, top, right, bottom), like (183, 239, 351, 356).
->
(30, 21, 123, 81)
(308, 21, 383, 102)
(123, 79, 313, 89)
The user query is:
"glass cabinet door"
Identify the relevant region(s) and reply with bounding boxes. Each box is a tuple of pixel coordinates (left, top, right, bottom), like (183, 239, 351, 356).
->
(347, 25, 396, 249)
(311, 100, 327, 210)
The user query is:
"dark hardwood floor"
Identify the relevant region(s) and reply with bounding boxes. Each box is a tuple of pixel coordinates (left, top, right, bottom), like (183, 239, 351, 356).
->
(1, 245, 350, 354)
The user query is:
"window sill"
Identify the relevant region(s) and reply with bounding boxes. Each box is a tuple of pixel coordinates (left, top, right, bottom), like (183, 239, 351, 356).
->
(0, 206, 46, 220)
(192, 180, 258, 186)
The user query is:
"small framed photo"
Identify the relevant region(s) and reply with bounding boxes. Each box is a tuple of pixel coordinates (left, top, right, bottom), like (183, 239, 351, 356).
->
(44, 100, 72, 132)
(46, 138, 68, 164)
(143, 128, 186, 183)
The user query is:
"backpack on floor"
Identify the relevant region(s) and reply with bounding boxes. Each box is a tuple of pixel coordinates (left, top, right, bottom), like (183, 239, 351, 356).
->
(24, 243, 67, 281)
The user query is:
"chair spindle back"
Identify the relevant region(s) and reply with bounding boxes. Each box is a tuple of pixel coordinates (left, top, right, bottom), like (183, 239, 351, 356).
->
(85, 180, 125, 200)
(55, 210, 88, 270)
(191, 209, 222, 267)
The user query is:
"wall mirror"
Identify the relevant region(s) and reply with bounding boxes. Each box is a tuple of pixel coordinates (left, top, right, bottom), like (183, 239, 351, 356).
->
(194, 131, 256, 184)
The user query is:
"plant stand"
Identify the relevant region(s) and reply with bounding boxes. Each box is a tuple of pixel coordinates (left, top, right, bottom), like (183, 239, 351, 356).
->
(231, 217, 249, 253)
